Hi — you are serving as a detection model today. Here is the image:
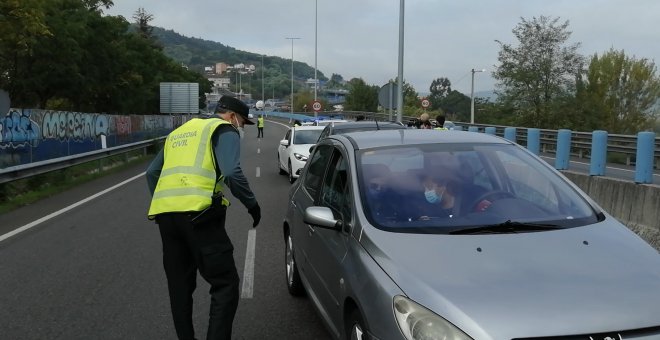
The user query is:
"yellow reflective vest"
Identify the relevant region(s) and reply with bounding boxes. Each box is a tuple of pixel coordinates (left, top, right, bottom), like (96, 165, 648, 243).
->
(257, 116, 264, 127)
(148, 118, 231, 218)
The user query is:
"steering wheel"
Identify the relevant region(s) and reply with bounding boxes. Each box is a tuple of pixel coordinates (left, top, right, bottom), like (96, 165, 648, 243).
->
(470, 190, 515, 212)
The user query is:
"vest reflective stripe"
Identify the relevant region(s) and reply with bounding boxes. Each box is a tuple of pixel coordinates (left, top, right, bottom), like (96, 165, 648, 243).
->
(148, 118, 231, 218)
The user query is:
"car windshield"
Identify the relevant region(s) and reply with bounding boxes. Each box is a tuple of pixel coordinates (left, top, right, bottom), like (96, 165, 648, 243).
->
(294, 130, 323, 144)
(358, 143, 600, 233)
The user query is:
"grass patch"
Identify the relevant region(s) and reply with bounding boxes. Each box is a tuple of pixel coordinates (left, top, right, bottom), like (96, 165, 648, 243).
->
(0, 150, 154, 215)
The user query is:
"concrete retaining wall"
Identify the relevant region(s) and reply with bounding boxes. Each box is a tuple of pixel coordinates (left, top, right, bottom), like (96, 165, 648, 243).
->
(563, 171, 660, 251)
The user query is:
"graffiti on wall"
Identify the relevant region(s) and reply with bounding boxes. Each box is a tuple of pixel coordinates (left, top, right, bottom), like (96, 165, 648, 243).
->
(1, 109, 176, 167)
(0, 109, 41, 148)
(114, 116, 132, 135)
(41, 111, 110, 141)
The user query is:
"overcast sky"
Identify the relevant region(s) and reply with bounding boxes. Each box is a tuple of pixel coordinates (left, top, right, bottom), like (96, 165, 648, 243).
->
(104, 0, 660, 96)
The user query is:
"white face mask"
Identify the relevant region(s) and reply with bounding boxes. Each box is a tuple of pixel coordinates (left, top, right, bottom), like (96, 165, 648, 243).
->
(233, 115, 245, 139)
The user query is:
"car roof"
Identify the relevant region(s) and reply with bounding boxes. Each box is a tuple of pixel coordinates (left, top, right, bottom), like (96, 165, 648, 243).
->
(327, 121, 406, 131)
(293, 125, 325, 131)
(336, 129, 512, 150)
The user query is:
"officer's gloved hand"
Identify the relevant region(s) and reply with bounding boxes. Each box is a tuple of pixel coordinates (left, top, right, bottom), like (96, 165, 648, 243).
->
(248, 203, 261, 228)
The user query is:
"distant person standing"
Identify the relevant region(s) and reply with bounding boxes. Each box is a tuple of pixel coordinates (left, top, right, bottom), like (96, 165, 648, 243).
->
(257, 114, 264, 138)
(146, 95, 261, 340)
(434, 115, 448, 130)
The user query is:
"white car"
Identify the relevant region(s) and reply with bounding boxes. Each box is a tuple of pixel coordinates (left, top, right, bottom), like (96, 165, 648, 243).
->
(277, 126, 325, 183)
(314, 119, 348, 126)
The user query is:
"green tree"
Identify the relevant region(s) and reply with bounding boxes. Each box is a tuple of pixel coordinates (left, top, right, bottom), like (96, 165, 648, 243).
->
(577, 49, 660, 134)
(428, 77, 451, 109)
(133, 7, 154, 39)
(344, 78, 378, 112)
(325, 73, 345, 89)
(439, 90, 471, 121)
(0, 0, 50, 104)
(493, 16, 583, 128)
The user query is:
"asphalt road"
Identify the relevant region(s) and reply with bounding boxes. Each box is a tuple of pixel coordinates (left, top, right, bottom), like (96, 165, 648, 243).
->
(0, 120, 331, 340)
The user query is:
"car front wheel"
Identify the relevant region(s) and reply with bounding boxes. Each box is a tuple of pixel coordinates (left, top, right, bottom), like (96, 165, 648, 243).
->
(346, 309, 368, 340)
(285, 233, 305, 296)
(288, 160, 295, 183)
(278, 153, 286, 175)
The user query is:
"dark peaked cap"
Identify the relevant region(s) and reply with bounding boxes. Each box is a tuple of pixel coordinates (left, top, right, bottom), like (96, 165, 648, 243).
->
(216, 96, 254, 125)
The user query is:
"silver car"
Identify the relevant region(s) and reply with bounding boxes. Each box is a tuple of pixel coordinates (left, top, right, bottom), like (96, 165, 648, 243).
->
(283, 129, 660, 340)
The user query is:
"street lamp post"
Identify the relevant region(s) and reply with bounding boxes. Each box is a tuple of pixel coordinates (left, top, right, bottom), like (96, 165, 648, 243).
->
(261, 55, 265, 110)
(396, 0, 405, 123)
(470, 68, 485, 124)
(285, 37, 300, 119)
(314, 0, 318, 119)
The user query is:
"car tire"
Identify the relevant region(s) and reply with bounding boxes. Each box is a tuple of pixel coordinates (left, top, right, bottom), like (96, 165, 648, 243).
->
(288, 160, 295, 183)
(285, 233, 305, 296)
(278, 154, 286, 175)
(346, 308, 368, 340)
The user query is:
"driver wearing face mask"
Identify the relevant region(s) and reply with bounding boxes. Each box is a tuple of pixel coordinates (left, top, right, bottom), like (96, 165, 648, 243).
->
(419, 175, 458, 220)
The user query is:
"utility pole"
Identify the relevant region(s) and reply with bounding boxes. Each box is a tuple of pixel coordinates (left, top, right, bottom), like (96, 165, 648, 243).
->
(285, 37, 300, 119)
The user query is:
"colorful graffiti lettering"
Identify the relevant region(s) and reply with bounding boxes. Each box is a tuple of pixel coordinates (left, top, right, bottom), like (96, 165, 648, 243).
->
(0, 109, 41, 148)
(41, 111, 109, 141)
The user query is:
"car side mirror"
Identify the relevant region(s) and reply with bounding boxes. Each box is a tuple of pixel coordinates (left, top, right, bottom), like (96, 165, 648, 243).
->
(304, 206, 342, 231)
(280, 139, 290, 147)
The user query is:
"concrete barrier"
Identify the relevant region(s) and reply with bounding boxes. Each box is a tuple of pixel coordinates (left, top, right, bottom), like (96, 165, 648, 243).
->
(563, 171, 660, 251)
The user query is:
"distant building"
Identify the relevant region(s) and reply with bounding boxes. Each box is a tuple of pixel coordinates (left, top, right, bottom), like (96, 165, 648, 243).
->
(215, 62, 230, 75)
(207, 75, 231, 89)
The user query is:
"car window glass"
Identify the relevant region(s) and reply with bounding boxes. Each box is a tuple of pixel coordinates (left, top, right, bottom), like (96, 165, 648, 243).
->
(319, 151, 351, 220)
(495, 150, 560, 210)
(303, 144, 333, 200)
(294, 130, 323, 144)
(358, 144, 598, 233)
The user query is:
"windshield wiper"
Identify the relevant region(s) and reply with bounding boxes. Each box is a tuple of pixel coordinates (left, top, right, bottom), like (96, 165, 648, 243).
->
(449, 220, 563, 235)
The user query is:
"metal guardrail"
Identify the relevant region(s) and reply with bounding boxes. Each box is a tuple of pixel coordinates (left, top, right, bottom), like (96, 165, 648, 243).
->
(294, 110, 659, 169)
(0, 137, 165, 184)
(3, 111, 656, 185)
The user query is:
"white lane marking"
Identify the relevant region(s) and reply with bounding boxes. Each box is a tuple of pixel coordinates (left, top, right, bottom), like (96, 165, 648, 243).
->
(256, 167, 261, 178)
(257, 148, 261, 154)
(241, 229, 257, 299)
(0, 172, 145, 243)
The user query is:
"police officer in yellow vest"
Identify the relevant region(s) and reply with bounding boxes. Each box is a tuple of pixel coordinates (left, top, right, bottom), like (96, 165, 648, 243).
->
(256, 114, 264, 138)
(146, 95, 261, 340)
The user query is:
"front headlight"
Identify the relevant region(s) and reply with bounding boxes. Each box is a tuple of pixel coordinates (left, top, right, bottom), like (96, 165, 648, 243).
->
(394, 296, 473, 340)
(293, 153, 308, 161)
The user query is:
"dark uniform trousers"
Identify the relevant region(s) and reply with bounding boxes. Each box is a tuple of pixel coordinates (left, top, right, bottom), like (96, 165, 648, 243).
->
(156, 208, 239, 340)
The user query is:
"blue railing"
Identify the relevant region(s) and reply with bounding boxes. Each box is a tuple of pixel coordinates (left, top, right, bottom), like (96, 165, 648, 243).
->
(258, 110, 658, 184)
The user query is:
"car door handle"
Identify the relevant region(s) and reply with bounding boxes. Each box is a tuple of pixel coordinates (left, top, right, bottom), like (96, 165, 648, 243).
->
(307, 224, 315, 234)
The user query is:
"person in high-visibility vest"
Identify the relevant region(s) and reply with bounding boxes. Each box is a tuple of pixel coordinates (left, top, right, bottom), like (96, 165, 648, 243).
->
(434, 115, 449, 131)
(257, 114, 264, 138)
(146, 95, 261, 340)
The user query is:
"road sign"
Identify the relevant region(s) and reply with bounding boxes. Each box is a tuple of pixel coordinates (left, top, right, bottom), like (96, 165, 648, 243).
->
(421, 98, 430, 108)
(312, 100, 322, 112)
(378, 83, 398, 109)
